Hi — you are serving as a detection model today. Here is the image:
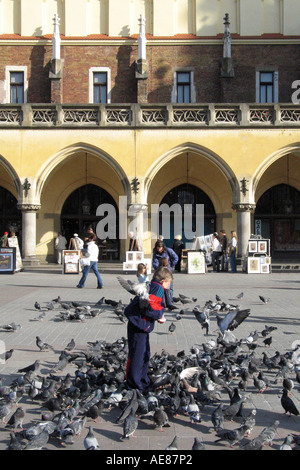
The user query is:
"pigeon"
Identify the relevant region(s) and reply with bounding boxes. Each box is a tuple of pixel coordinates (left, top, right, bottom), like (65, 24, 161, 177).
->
(168, 322, 176, 334)
(240, 435, 264, 451)
(7, 432, 24, 450)
(242, 409, 257, 436)
(34, 301, 41, 310)
(4, 349, 14, 362)
(279, 435, 294, 450)
(122, 408, 138, 439)
(193, 307, 210, 335)
(5, 406, 25, 431)
(117, 276, 149, 308)
(281, 389, 299, 416)
(65, 338, 75, 351)
(263, 336, 273, 347)
(0, 403, 13, 423)
(84, 426, 100, 450)
(36, 336, 54, 352)
(0, 322, 21, 332)
(215, 424, 250, 447)
(236, 292, 244, 299)
(259, 295, 270, 304)
(23, 430, 50, 450)
(261, 325, 277, 337)
(211, 404, 225, 431)
(153, 406, 170, 431)
(165, 436, 178, 450)
(192, 437, 206, 450)
(17, 360, 40, 374)
(216, 309, 251, 334)
(258, 420, 280, 446)
(216, 295, 222, 302)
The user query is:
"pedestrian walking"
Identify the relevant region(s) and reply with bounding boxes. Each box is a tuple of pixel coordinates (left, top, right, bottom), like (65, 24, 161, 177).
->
(54, 232, 67, 264)
(229, 231, 238, 273)
(76, 234, 104, 289)
(211, 232, 222, 272)
(124, 266, 173, 392)
(69, 233, 84, 251)
(220, 229, 228, 272)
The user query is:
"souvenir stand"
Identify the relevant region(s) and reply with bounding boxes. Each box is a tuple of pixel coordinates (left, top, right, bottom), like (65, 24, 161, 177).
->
(62, 250, 81, 274)
(244, 236, 271, 274)
(123, 251, 151, 275)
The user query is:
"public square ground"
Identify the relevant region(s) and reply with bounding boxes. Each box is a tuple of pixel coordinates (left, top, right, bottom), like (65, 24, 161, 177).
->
(0, 262, 299, 453)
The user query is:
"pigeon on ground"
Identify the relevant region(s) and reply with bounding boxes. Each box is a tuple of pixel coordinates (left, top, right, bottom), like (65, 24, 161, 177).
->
(261, 325, 277, 337)
(236, 292, 244, 299)
(279, 435, 294, 450)
(168, 322, 176, 334)
(36, 336, 54, 352)
(242, 409, 257, 436)
(17, 360, 40, 374)
(3, 349, 14, 362)
(122, 407, 138, 439)
(165, 436, 178, 450)
(153, 406, 170, 431)
(240, 435, 264, 450)
(65, 338, 75, 351)
(5, 406, 25, 431)
(7, 432, 24, 450)
(192, 437, 206, 450)
(193, 307, 210, 335)
(84, 426, 100, 450)
(211, 404, 225, 431)
(258, 420, 280, 447)
(281, 389, 299, 416)
(259, 295, 270, 304)
(215, 424, 250, 447)
(23, 430, 50, 450)
(0, 322, 21, 332)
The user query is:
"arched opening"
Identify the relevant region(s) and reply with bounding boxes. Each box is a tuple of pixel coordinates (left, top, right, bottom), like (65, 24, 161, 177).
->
(0, 186, 22, 244)
(254, 184, 300, 260)
(159, 183, 216, 247)
(61, 184, 119, 260)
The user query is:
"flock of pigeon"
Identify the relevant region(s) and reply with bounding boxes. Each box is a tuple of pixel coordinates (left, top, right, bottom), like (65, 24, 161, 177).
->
(0, 280, 299, 451)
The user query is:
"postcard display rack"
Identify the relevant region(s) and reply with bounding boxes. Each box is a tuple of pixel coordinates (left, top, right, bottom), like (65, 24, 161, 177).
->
(246, 239, 271, 274)
(123, 251, 151, 274)
(62, 250, 81, 274)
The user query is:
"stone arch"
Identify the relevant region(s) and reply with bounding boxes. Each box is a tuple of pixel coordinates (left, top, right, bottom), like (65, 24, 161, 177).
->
(36, 142, 131, 201)
(0, 155, 22, 199)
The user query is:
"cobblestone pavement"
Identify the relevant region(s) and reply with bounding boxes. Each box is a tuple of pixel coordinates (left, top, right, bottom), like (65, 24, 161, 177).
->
(0, 265, 299, 452)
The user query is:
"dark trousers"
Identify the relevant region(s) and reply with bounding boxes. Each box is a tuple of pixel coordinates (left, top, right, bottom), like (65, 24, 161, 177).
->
(212, 251, 221, 272)
(126, 322, 151, 392)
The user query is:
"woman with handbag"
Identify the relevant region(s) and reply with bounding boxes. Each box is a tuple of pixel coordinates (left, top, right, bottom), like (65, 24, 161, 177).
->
(76, 234, 104, 289)
(229, 231, 238, 273)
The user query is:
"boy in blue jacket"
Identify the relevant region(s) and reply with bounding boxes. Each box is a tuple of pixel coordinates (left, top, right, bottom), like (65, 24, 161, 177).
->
(124, 266, 173, 392)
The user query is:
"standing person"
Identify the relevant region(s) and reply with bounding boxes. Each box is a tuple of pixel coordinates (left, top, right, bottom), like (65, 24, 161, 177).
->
(152, 240, 178, 301)
(69, 233, 84, 251)
(0, 231, 9, 247)
(172, 235, 184, 272)
(76, 234, 104, 289)
(220, 229, 229, 272)
(128, 231, 139, 251)
(54, 232, 67, 264)
(230, 231, 238, 273)
(124, 266, 173, 392)
(83, 227, 96, 249)
(211, 232, 222, 272)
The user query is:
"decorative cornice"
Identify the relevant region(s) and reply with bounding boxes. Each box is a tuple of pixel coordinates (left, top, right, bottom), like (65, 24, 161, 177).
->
(17, 203, 41, 212)
(232, 203, 256, 212)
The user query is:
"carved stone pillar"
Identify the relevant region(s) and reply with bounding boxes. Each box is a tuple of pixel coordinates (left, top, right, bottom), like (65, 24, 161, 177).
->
(17, 204, 41, 266)
(232, 203, 256, 259)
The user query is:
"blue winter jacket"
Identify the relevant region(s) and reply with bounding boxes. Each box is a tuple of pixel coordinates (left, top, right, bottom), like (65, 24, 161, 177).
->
(152, 247, 178, 271)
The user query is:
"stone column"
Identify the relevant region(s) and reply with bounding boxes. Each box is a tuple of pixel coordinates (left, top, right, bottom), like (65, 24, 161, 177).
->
(128, 203, 148, 252)
(232, 203, 256, 259)
(17, 204, 41, 266)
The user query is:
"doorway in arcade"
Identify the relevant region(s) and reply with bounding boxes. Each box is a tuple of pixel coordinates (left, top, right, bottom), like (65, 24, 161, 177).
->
(60, 184, 120, 260)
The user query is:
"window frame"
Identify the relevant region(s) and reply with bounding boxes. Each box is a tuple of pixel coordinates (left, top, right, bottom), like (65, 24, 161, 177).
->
(5, 66, 28, 104)
(256, 69, 278, 103)
(171, 68, 196, 104)
(89, 67, 111, 104)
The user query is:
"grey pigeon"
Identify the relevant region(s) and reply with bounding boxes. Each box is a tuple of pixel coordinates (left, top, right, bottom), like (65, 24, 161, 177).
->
(240, 435, 264, 450)
(259, 295, 270, 304)
(216, 309, 251, 334)
(152, 406, 170, 431)
(258, 420, 280, 447)
(211, 404, 224, 431)
(7, 432, 24, 450)
(84, 426, 100, 450)
(165, 435, 178, 450)
(23, 430, 50, 450)
(236, 292, 244, 299)
(192, 437, 206, 450)
(0, 402, 13, 423)
(242, 409, 256, 436)
(122, 407, 138, 439)
(17, 360, 40, 374)
(215, 424, 250, 447)
(5, 406, 25, 431)
(168, 322, 176, 334)
(65, 338, 75, 351)
(0, 322, 21, 332)
(279, 435, 293, 450)
(36, 336, 54, 352)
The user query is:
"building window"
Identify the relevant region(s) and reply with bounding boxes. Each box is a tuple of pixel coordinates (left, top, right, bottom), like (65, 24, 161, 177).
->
(256, 70, 278, 103)
(4, 66, 28, 104)
(93, 72, 107, 103)
(177, 72, 191, 103)
(171, 69, 195, 104)
(89, 67, 111, 104)
(10, 72, 24, 103)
